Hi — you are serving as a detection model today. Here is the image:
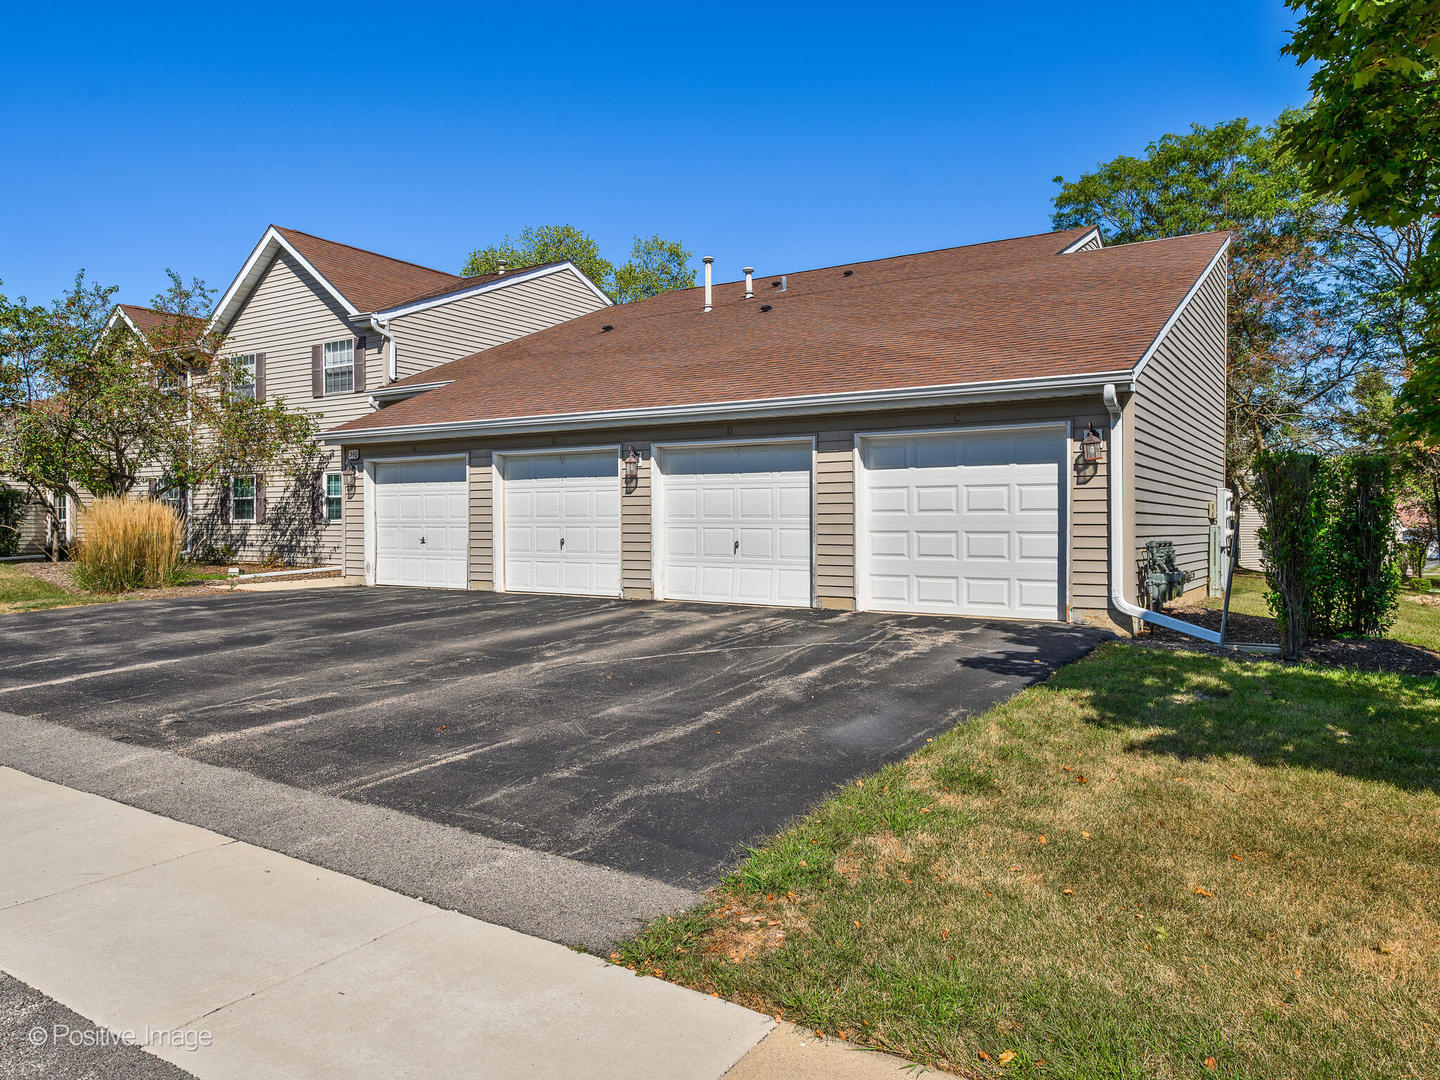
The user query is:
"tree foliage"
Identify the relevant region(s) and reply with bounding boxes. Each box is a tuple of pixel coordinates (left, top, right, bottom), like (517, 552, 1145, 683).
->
(1283, 0, 1440, 440)
(1053, 116, 1372, 496)
(0, 271, 317, 544)
(461, 224, 695, 302)
(611, 234, 696, 303)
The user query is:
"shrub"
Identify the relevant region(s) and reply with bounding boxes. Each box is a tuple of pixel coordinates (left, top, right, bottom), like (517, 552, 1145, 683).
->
(1255, 450, 1324, 659)
(1314, 455, 1399, 637)
(0, 484, 25, 558)
(74, 495, 184, 592)
(1256, 451, 1401, 657)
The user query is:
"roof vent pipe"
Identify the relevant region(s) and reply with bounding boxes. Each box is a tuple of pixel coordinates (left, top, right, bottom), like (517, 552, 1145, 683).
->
(779, 274, 787, 292)
(743, 267, 754, 299)
(702, 256, 714, 312)
(497, 260, 507, 274)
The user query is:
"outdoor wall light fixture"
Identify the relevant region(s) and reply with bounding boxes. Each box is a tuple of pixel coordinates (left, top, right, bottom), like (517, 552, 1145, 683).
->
(623, 446, 640, 483)
(1081, 425, 1105, 463)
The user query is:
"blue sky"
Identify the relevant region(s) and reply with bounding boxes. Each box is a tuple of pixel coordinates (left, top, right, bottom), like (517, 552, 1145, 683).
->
(1, 1, 1311, 306)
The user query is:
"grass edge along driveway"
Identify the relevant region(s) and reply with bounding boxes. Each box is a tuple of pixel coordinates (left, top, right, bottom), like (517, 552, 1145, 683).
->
(618, 642, 1440, 1080)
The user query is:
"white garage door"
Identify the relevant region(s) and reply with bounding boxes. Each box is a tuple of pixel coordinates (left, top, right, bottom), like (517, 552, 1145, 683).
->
(659, 442, 812, 607)
(374, 458, 469, 589)
(859, 428, 1063, 619)
(501, 450, 621, 597)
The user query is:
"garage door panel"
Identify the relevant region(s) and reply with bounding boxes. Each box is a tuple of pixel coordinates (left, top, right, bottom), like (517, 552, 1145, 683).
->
(374, 459, 469, 590)
(660, 442, 813, 608)
(502, 451, 621, 598)
(860, 430, 1063, 619)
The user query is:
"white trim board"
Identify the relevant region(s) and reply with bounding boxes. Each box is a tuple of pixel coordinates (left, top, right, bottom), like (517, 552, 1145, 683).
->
(209, 227, 359, 333)
(374, 263, 613, 320)
(1058, 227, 1103, 253)
(326, 370, 1132, 445)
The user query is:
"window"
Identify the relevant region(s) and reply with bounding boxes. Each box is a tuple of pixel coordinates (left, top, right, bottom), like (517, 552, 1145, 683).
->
(324, 472, 343, 522)
(323, 339, 354, 395)
(233, 354, 256, 400)
(231, 475, 256, 523)
(160, 484, 187, 517)
(157, 364, 183, 394)
(53, 491, 69, 540)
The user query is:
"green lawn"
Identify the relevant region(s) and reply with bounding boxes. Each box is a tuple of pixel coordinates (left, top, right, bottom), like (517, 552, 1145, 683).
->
(0, 564, 102, 613)
(619, 643, 1440, 1079)
(1208, 571, 1440, 653)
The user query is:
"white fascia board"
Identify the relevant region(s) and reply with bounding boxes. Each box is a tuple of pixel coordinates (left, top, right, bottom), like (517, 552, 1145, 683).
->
(367, 379, 455, 401)
(1058, 227, 1103, 253)
(1129, 237, 1232, 384)
(372, 261, 613, 321)
(322, 369, 1131, 445)
(207, 227, 359, 333)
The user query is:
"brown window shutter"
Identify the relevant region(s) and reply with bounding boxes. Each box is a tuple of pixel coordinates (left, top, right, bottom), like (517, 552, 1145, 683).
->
(255, 475, 267, 524)
(255, 353, 266, 400)
(220, 478, 231, 524)
(312, 344, 324, 398)
(314, 471, 326, 524)
(353, 336, 367, 393)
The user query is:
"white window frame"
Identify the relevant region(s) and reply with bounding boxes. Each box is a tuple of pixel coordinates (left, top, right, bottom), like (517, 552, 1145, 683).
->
(159, 483, 187, 516)
(53, 490, 71, 542)
(233, 353, 256, 400)
(323, 339, 354, 395)
(324, 471, 343, 523)
(231, 474, 257, 524)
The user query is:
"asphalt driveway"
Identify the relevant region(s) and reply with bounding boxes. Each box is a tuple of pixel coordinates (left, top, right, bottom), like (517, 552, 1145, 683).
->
(0, 589, 1104, 890)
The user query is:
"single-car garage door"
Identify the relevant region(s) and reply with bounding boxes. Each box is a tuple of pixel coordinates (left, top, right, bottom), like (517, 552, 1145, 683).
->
(374, 457, 469, 589)
(500, 450, 621, 597)
(858, 427, 1064, 619)
(657, 441, 812, 607)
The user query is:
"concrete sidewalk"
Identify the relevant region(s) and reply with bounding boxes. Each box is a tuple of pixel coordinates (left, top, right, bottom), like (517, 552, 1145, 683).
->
(0, 767, 921, 1079)
(0, 766, 766, 1079)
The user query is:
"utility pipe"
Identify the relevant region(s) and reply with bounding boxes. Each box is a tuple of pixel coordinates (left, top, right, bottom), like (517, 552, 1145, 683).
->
(1104, 382, 1224, 644)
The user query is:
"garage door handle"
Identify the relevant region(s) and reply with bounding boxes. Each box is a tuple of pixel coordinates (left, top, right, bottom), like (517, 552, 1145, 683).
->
(733, 539, 740, 554)
(560, 537, 565, 549)
(419, 536, 426, 545)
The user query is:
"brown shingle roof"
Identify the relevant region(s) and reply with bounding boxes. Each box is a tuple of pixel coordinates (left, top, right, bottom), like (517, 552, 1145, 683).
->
(117, 304, 206, 344)
(331, 227, 1229, 436)
(273, 227, 464, 312)
(376, 261, 576, 311)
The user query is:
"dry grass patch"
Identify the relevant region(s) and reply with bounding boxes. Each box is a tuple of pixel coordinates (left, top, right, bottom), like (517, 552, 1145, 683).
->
(619, 643, 1440, 1079)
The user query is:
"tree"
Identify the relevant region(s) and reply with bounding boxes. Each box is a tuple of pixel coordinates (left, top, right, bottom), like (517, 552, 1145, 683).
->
(1282, 0, 1440, 440)
(1052, 117, 1368, 500)
(461, 225, 613, 290)
(0, 271, 317, 553)
(611, 234, 696, 302)
(461, 224, 695, 302)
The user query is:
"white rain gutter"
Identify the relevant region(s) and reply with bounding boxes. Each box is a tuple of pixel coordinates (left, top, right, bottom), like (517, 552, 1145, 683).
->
(1104, 382, 1223, 644)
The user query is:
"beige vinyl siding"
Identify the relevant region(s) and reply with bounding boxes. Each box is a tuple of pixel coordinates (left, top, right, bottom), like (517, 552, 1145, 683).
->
(1069, 233, 1103, 253)
(387, 269, 609, 379)
(195, 249, 373, 563)
(342, 395, 1114, 619)
(5, 484, 49, 555)
(1129, 257, 1228, 597)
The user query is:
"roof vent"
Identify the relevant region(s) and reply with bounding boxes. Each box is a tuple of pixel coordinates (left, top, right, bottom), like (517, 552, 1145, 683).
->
(601, 324, 614, 332)
(759, 304, 772, 312)
(743, 267, 754, 299)
(843, 269, 853, 276)
(497, 260, 507, 274)
(702, 256, 714, 313)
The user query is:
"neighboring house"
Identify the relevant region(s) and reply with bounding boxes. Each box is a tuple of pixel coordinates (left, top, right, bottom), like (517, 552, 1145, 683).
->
(326, 226, 1231, 629)
(102, 227, 611, 564)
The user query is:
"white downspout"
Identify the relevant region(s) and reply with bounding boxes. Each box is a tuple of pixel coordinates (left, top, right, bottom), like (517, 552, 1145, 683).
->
(367, 314, 396, 382)
(1104, 382, 1223, 644)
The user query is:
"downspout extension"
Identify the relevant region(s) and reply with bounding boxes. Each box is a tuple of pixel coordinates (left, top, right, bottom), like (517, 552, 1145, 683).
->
(1104, 383, 1224, 645)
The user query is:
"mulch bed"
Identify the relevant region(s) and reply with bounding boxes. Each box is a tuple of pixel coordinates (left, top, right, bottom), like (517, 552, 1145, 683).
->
(1139, 600, 1440, 678)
